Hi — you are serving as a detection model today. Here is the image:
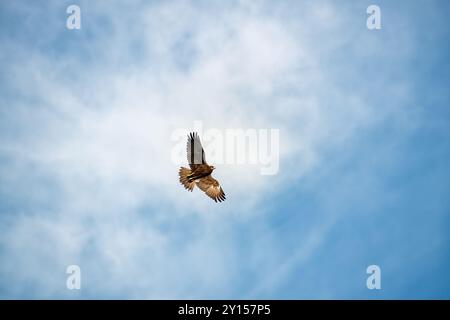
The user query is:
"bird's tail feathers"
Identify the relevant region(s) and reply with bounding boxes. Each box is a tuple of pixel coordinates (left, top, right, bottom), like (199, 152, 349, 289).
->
(179, 167, 196, 191)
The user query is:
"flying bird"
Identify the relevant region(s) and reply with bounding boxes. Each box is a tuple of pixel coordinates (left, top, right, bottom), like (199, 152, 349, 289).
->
(179, 132, 226, 202)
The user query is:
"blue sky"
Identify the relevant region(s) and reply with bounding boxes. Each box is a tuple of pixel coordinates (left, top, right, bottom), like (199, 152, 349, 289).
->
(0, 0, 449, 299)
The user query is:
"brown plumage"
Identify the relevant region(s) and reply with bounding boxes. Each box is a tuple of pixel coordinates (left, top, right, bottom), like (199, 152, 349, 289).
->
(179, 132, 226, 203)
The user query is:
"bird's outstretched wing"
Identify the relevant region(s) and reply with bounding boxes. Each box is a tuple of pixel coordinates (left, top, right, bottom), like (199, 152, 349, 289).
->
(196, 175, 226, 202)
(187, 132, 206, 170)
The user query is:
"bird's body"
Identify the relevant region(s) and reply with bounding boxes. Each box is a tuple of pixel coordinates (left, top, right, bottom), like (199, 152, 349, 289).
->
(179, 132, 226, 202)
(186, 164, 214, 181)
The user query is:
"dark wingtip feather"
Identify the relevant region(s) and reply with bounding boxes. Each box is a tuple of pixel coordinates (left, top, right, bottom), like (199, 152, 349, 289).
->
(216, 193, 226, 202)
(189, 132, 198, 140)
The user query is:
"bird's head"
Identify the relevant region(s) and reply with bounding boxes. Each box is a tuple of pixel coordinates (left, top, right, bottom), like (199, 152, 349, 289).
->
(210, 165, 216, 171)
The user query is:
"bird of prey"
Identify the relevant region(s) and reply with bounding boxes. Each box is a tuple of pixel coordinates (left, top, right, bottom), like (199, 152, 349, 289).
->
(179, 132, 226, 202)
